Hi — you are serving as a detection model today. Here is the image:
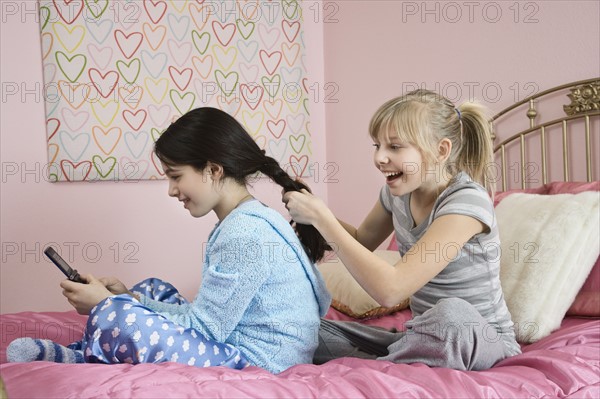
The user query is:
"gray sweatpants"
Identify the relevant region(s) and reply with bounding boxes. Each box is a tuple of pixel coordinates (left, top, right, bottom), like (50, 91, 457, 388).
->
(316, 297, 518, 371)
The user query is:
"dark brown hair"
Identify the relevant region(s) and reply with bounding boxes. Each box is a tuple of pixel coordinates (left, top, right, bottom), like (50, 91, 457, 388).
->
(154, 107, 330, 262)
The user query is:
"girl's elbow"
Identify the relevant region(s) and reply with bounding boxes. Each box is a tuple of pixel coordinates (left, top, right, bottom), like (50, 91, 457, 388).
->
(376, 292, 408, 308)
(373, 275, 410, 308)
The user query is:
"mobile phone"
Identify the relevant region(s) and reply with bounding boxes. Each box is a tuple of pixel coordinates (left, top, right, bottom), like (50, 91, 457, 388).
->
(43, 246, 85, 283)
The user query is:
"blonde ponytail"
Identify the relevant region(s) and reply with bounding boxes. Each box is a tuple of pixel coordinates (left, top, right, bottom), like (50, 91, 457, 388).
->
(452, 102, 495, 193)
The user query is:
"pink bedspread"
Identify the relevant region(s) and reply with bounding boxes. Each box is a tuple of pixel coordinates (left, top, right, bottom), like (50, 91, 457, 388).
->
(1, 309, 598, 398)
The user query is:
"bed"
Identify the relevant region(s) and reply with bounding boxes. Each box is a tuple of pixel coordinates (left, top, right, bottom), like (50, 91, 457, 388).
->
(1, 79, 599, 398)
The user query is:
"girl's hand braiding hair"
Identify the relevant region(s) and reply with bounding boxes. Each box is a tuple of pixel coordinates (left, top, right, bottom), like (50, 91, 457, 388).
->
(280, 177, 310, 197)
(282, 189, 329, 227)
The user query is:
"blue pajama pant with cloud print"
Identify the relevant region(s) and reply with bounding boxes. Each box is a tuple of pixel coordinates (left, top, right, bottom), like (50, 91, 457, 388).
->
(78, 278, 249, 369)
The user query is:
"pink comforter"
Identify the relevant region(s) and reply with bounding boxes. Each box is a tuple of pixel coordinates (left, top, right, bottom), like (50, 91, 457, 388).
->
(1, 309, 598, 398)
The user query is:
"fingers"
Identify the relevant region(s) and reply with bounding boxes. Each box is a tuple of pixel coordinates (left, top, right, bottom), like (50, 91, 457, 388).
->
(61, 274, 94, 293)
(295, 177, 311, 191)
(283, 189, 310, 202)
(282, 191, 299, 210)
(60, 279, 77, 291)
(62, 286, 77, 304)
(99, 276, 120, 287)
(61, 276, 113, 315)
(282, 191, 292, 205)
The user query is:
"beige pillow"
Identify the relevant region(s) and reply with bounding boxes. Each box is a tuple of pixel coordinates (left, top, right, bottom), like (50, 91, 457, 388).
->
(318, 250, 409, 319)
(496, 192, 600, 343)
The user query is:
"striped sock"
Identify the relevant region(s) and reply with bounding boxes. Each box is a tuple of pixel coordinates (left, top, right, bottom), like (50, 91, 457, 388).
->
(7, 338, 84, 363)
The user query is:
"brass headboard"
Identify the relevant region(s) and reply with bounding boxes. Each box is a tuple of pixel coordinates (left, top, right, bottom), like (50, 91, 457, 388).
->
(492, 78, 599, 191)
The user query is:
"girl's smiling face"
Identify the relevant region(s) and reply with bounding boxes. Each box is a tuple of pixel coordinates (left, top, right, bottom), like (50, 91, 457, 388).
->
(162, 162, 219, 218)
(373, 131, 426, 197)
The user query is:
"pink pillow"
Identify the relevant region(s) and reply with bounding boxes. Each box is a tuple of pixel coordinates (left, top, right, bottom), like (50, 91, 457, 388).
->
(493, 186, 548, 207)
(567, 257, 600, 316)
(554, 181, 600, 316)
(546, 181, 600, 194)
(387, 181, 600, 317)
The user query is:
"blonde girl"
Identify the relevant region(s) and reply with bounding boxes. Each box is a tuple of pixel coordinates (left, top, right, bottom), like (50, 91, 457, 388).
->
(283, 89, 520, 370)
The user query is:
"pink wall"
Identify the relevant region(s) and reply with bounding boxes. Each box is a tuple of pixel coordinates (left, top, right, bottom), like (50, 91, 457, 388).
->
(323, 1, 599, 224)
(2, 1, 599, 313)
(0, 2, 327, 313)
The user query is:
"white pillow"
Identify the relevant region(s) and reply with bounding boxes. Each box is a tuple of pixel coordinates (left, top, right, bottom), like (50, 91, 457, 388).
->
(496, 191, 600, 343)
(318, 250, 409, 318)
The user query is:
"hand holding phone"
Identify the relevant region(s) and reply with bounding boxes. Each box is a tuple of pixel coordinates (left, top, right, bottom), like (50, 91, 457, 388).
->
(44, 246, 85, 284)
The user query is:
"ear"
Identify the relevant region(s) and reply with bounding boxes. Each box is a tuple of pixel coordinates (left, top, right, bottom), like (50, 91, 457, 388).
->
(437, 138, 452, 162)
(205, 162, 224, 180)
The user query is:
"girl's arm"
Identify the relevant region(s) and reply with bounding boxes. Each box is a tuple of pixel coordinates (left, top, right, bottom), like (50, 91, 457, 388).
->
(284, 190, 485, 307)
(336, 200, 395, 251)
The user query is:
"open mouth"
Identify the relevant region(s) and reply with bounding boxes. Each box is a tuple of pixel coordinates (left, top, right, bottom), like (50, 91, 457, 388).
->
(384, 172, 403, 183)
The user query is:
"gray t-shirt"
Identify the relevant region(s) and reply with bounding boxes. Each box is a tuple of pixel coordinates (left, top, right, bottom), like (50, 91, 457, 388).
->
(380, 172, 519, 353)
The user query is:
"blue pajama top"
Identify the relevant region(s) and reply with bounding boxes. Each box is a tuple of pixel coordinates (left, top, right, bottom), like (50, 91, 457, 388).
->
(139, 200, 331, 373)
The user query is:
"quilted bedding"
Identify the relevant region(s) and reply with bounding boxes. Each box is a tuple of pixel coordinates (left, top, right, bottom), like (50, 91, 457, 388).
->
(0, 309, 598, 398)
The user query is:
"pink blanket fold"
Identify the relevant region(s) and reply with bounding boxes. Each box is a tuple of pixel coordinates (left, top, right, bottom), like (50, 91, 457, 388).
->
(1, 310, 598, 398)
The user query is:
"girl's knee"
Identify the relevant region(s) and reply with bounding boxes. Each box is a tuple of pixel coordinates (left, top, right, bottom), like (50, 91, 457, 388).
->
(130, 278, 173, 295)
(436, 297, 468, 309)
(130, 278, 186, 304)
(435, 298, 479, 319)
(88, 295, 146, 335)
(410, 298, 483, 333)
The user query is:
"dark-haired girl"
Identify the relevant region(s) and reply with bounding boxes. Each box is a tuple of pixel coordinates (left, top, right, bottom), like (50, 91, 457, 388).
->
(8, 107, 331, 374)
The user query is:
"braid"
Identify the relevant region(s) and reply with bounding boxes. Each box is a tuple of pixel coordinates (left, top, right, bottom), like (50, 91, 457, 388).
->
(259, 156, 331, 263)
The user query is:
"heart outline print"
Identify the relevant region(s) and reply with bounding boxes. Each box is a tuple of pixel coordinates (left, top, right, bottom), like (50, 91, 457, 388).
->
(42, 0, 314, 181)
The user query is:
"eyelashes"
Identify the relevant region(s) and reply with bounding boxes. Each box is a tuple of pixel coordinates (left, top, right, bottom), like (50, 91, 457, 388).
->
(372, 144, 402, 150)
